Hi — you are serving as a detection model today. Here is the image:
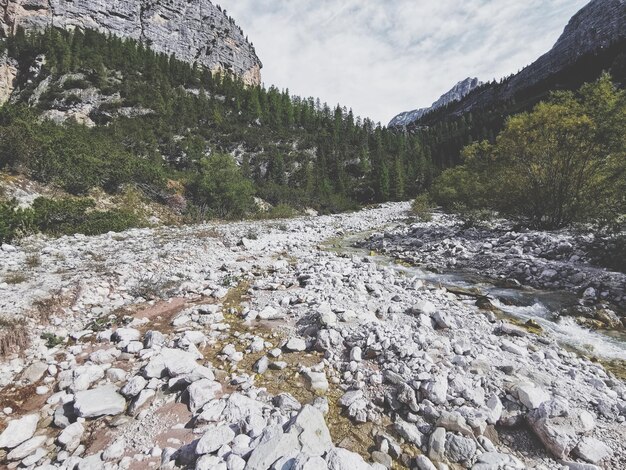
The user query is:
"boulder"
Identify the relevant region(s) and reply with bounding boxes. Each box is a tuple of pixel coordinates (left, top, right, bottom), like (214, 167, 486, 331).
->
(528, 407, 595, 459)
(188, 379, 223, 413)
(515, 383, 550, 409)
(245, 428, 300, 470)
(574, 437, 613, 464)
(326, 447, 372, 470)
(0, 414, 39, 449)
(287, 405, 334, 456)
(73, 385, 126, 418)
(285, 337, 307, 352)
(6, 435, 46, 461)
(196, 424, 236, 455)
(428, 427, 446, 462)
(444, 433, 477, 463)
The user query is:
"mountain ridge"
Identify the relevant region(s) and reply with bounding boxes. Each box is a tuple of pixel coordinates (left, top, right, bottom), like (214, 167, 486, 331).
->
(391, 0, 626, 128)
(389, 77, 481, 127)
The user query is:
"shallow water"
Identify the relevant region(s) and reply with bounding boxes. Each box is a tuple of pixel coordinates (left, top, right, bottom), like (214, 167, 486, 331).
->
(327, 232, 626, 362)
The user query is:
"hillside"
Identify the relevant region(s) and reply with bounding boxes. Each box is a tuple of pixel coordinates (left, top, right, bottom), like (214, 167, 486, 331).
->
(398, 0, 626, 167)
(0, 26, 433, 244)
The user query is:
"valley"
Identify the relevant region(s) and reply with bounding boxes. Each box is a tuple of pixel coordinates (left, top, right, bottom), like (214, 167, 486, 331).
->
(0, 204, 625, 469)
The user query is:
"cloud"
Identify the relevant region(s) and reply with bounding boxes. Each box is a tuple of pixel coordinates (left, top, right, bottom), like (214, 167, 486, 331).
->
(221, 0, 589, 124)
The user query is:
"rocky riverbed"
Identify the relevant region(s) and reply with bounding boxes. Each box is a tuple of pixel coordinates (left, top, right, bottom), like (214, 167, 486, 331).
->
(362, 213, 626, 326)
(0, 203, 624, 469)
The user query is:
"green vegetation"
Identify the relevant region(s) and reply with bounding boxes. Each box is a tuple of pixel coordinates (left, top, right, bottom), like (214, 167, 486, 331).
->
(0, 196, 143, 244)
(0, 27, 434, 231)
(431, 76, 626, 229)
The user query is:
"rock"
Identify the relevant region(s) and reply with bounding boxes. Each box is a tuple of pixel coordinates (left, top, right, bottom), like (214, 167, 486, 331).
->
(371, 450, 392, 468)
(188, 379, 223, 413)
(432, 311, 452, 329)
(428, 427, 446, 462)
(57, 422, 84, 450)
(245, 427, 300, 470)
(472, 452, 524, 469)
(253, 356, 269, 374)
(501, 340, 527, 356)
(102, 439, 125, 461)
(528, 407, 596, 459)
(73, 385, 126, 418)
(144, 330, 166, 349)
(143, 348, 200, 378)
(413, 300, 437, 315)
(339, 390, 364, 408)
(196, 424, 236, 455)
(287, 405, 334, 456)
(436, 411, 473, 436)
(6, 435, 46, 461)
(318, 302, 338, 326)
(113, 327, 141, 343)
(326, 447, 372, 470)
(350, 346, 362, 362)
(303, 371, 329, 394)
(2, 0, 263, 86)
(485, 394, 503, 424)
(285, 337, 307, 352)
(258, 306, 285, 320)
(422, 376, 448, 405)
(515, 383, 550, 409)
(444, 433, 477, 463)
(21, 362, 48, 384)
(0, 414, 39, 448)
(293, 455, 329, 470)
(574, 437, 613, 464)
(394, 419, 425, 447)
(274, 393, 302, 412)
(120, 376, 147, 397)
(415, 455, 438, 470)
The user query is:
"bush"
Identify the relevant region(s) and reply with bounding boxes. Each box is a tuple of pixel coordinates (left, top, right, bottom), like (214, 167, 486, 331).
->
(430, 75, 626, 229)
(0, 199, 34, 244)
(187, 154, 255, 219)
(411, 194, 434, 221)
(32, 197, 143, 237)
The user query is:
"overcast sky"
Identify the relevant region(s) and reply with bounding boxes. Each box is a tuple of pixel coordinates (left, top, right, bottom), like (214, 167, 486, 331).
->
(222, 0, 589, 124)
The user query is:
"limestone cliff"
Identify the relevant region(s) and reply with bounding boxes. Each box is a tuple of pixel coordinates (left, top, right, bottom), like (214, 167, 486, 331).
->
(0, 0, 262, 85)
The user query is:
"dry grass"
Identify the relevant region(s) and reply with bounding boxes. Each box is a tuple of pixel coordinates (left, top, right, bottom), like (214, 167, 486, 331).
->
(3, 271, 29, 284)
(31, 284, 81, 323)
(0, 318, 30, 356)
(25, 254, 41, 268)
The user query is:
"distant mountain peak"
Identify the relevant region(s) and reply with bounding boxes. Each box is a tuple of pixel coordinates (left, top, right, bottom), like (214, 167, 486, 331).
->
(389, 77, 482, 127)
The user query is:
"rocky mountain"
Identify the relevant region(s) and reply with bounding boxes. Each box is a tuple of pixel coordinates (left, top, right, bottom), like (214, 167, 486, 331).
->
(389, 77, 481, 127)
(0, 0, 262, 85)
(392, 0, 626, 127)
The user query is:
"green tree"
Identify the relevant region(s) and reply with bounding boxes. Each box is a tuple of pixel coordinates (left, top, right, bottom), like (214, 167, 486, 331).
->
(188, 154, 255, 219)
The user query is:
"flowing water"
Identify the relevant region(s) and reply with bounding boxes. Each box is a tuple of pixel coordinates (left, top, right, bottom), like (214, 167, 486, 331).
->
(327, 232, 626, 363)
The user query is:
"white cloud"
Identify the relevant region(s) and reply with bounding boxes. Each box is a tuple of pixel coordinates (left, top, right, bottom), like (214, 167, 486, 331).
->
(221, 0, 589, 124)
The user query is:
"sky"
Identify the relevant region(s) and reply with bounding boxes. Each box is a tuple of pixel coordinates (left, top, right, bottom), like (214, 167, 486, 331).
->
(222, 0, 590, 124)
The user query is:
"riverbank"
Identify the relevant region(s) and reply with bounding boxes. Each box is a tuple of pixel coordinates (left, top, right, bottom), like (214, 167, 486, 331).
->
(361, 213, 626, 328)
(0, 203, 624, 469)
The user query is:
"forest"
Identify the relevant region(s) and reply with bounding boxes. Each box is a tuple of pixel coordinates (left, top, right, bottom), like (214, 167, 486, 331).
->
(0, 27, 435, 223)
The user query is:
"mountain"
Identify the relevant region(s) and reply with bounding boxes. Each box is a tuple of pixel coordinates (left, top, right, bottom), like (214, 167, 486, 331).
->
(399, 0, 626, 127)
(0, 0, 262, 85)
(389, 77, 481, 127)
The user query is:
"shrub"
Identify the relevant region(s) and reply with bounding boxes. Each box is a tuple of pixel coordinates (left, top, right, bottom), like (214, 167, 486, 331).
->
(32, 197, 95, 235)
(411, 194, 434, 221)
(187, 154, 255, 219)
(0, 199, 34, 244)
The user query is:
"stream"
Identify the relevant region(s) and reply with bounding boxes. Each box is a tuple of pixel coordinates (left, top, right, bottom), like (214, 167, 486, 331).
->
(328, 231, 626, 364)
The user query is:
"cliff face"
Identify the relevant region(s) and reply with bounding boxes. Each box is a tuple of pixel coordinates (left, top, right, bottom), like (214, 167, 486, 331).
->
(0, 0, 262, 85)
(389, 77, 481, 127)
(504, 0, 626, 97)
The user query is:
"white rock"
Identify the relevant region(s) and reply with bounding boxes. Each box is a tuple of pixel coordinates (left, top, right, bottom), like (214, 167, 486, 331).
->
(285, 337, 307, 352)
(0, 414, 39, 449)
(325, 447, 372, 470)
(516, 383, 550, 409)
(73, 385, 126, 418)
(575, 437, 613, 464)
(196, 424, 236, 455)
(188, 379, 223, 413)
(121, 376, 147, 398)
(6, 435, 46, 460)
